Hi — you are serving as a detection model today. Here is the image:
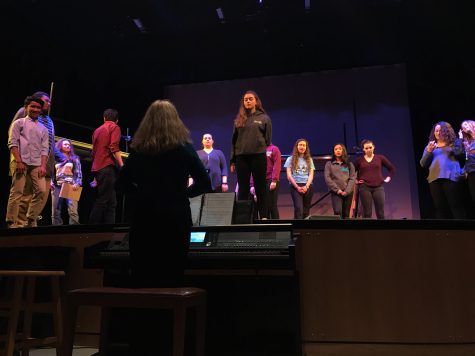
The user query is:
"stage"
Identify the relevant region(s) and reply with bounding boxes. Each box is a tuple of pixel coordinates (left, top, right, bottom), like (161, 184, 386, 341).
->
(1, 219, 474, 356)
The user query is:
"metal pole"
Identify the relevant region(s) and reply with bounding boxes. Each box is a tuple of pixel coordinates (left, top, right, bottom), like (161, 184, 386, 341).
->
(121, 128, 130, 223)
(48, 82, 54, 116)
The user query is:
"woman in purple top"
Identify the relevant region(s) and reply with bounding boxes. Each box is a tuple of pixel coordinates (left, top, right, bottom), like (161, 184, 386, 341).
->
(420, 121, 465, 219)
(354, 139, 396, 219)
(265, 143, 282, 219)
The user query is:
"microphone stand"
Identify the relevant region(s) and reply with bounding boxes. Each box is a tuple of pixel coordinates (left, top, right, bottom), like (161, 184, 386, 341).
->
(48, 82, 54, 116)
(121, 128, 131, 223)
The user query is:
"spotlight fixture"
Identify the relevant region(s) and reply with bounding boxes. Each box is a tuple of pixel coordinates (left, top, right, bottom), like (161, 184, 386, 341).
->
(305, 0, 310, 11)
(216, 7, 225, 23)
(132, 18, 147, 34)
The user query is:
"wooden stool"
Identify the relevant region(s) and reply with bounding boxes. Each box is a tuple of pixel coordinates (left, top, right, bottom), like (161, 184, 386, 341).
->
(61, 287, 207, 356)
(0, 270, 65, 356)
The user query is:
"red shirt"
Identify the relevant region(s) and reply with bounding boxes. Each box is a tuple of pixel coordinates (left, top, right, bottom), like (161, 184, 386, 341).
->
(91, 120, 122, 172)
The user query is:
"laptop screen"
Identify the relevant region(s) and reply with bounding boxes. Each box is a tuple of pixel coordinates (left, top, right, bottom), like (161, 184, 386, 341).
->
(190, 231, 207, 243)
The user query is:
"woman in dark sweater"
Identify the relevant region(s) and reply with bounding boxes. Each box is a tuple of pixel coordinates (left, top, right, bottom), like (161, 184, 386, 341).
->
(324, 143, 356, 218)
(354, 139, 396, 219)
(117, 99, 211, 288)
(117, 99, 211, 356)
(230, 90, 272, 219)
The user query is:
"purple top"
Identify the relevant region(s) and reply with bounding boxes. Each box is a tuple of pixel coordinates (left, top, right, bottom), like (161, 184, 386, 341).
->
(266, 143, 282, 181)
(354, 154, 396, 187)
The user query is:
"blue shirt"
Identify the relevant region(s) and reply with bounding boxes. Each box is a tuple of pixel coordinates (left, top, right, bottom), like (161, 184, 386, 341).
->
(284, 156, 315, 184)
(420, 146, 464, 183)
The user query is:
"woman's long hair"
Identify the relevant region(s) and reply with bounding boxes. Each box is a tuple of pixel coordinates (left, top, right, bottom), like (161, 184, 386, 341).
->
(332, 143, 349, 165)
(55, 138, 78, 160)
(429, 121, 456, 145)
(290, 138, 312, 172)
(234, 90, 266, 128)
(130, 100, 192, 154)
(461, 120, 475, 145)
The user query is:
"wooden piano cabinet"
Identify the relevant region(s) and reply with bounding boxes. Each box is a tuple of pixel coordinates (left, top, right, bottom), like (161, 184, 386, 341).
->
(296, 228, 475, 356)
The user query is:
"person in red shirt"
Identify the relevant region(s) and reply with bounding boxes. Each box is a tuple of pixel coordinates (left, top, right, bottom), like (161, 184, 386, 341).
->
(354, 139, 395, 219)
(89, 108, 124, 224)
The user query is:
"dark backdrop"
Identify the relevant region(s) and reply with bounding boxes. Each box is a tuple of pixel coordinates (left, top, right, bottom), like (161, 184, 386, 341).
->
(2, 1, 475, 223)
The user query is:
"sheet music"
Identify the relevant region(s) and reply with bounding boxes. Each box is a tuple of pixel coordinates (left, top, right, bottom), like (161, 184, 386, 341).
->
(59, 183, 82, 201)
(189, 195, 204, 226)
(199, 192, 235, 226)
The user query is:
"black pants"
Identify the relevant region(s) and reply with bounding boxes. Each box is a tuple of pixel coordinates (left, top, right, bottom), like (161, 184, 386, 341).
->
(358, 184, 385, 219)
(89, 165, 118, 224)
(236, 153, 268, 219)
(330, 191, 353, 219)
(128, 220, 190, 356)
(429, 178, 466, 219)
(289, 183, 314, 219)
(252, 179, 281, 220)
(266, 179, 280, 219)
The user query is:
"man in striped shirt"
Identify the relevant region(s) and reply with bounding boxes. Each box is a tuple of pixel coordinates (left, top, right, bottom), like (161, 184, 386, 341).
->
(9, 91, 64, 227)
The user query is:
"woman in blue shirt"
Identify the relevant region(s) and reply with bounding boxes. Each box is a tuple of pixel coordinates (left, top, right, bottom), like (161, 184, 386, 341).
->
(284, 138, 315, 219)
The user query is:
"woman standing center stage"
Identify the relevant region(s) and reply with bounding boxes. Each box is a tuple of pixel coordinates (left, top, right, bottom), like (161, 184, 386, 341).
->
(230, 90, 272, 219)
(354, 139, 395, 219)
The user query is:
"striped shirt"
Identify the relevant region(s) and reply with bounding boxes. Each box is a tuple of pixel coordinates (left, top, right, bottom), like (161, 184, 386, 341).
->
(38, 114, 54, 156)
(37, 114, 57, 178)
